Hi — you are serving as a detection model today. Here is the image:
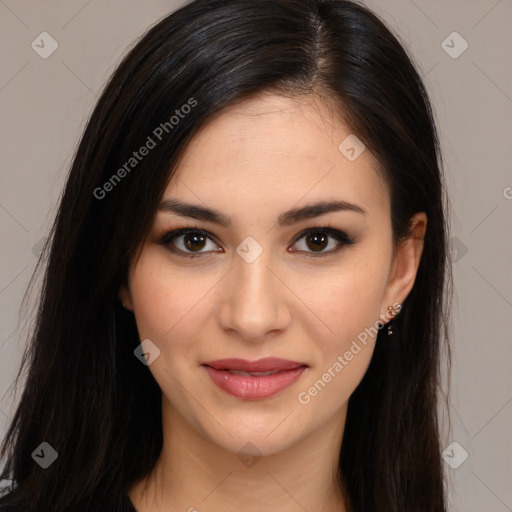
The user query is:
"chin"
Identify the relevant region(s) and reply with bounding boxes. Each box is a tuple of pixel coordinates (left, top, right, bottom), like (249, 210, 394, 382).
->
(198, 411, 308, 459)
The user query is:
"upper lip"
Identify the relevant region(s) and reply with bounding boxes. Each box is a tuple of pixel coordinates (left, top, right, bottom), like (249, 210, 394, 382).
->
(202, 358, 308, 372)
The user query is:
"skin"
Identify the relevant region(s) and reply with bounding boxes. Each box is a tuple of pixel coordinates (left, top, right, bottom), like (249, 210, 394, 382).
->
(121, 91, 426, 512)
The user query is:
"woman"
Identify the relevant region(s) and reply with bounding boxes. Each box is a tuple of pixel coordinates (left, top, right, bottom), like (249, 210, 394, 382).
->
(0, 0, 452, 510)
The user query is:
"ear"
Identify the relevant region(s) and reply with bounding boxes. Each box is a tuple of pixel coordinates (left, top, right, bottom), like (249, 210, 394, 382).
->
(380, 212, 427, 321)
(118, 284, 133, 311)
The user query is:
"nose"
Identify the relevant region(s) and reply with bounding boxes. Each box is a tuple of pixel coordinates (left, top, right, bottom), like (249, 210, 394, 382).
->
(217, 249, 291, 342)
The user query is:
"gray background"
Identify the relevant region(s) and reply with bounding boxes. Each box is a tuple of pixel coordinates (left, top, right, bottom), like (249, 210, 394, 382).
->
(0, 1, 511, 510)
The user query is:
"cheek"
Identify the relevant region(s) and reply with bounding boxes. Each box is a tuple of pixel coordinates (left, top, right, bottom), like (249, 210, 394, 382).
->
(296, 275, 383, 414)
(295, 252, 390, 402)
(299, 258, 389, 344)
(128, 250, 216, 344)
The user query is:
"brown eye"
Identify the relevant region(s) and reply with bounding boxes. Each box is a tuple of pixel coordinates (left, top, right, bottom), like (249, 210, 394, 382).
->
(304, 232, 329, 252)
(158, 228, 222, 257)
(183, 233, 207, 252)
(290, 227, 355, 257)
(158, 226, 355, 259)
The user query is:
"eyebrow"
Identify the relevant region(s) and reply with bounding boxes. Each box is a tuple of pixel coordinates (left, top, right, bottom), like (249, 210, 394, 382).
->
(157, 198, 366, 228)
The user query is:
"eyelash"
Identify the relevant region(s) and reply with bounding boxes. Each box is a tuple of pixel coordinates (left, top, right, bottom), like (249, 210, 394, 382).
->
(157, 224, 355, 259)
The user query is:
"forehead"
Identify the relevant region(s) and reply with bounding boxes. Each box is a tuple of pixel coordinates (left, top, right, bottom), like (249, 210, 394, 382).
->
(163, 93, 389, 225)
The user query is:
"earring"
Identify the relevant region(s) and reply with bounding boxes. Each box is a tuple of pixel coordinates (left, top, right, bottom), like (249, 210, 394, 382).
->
(387, 302, 402, 335)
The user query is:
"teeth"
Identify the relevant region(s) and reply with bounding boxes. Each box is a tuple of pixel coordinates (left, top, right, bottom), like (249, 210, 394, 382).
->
(225, 369, 282, 376)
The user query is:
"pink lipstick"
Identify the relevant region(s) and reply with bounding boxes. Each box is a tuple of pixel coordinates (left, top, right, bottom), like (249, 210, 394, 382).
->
(201, 357, 308, 400)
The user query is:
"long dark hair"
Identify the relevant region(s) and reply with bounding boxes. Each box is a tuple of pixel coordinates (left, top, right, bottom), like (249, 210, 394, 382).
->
(0, 1, 452, 510)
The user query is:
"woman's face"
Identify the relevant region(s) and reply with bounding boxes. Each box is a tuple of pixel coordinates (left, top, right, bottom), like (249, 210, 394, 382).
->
(120, 92, 425, 456)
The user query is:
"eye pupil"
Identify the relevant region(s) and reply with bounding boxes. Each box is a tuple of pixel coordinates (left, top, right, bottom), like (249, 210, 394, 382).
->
(184, 234, 207, 251)
(307, 232, 328, 252)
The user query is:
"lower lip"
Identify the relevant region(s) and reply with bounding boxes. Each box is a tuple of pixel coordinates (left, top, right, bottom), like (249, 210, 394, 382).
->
(203, 365, 308, 400)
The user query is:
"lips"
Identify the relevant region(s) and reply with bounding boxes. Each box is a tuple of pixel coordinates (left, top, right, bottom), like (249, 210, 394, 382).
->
(202, 357, 306, 373)
(201, 358, 308, 400)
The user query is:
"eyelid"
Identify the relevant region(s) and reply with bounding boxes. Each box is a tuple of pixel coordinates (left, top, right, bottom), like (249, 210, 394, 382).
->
(157, 227, 222, 258)
(288, 225, 355, 259)
(157, 224, 355, 258)
(291, 224, 353, 246)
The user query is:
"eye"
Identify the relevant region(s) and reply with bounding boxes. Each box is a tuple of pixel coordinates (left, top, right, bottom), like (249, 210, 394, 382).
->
(157, 225, 355, 259)
(290, 226, 355, 258)
(158, 228, 222, 258)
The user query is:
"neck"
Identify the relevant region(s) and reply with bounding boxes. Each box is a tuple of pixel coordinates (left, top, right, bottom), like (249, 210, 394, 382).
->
(129, 398, 349, 512)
